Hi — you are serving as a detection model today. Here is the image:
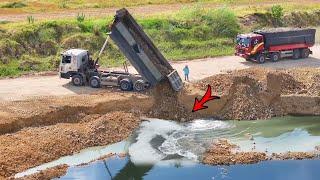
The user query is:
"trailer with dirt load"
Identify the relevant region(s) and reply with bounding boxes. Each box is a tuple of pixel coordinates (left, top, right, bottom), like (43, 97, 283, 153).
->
(59, 8, 183, 92)
(235, 28, 316, 63)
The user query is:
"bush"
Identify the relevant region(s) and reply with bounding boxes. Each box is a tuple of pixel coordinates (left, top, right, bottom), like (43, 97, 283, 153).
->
(1, 2, 26, 8)
(0, 39, 23, 62)
(35, 40, 58, 56)
(18, 59, 41, 71)
(61, 33, 105, 51)
(0, 65, 20, 77)
(27, 16, 34, 24)
(270, 5, 284, 26)
(175, 6, 240, 38)
(76, 13, 85, 23)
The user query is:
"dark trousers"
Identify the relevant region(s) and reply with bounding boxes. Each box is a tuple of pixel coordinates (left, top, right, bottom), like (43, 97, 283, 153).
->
(184, 74, 189, 81)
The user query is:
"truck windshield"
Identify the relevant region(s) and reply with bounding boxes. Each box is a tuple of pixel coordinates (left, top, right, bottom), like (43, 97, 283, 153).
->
(236, 37, 250, 47)
(62, 55, 71, 64)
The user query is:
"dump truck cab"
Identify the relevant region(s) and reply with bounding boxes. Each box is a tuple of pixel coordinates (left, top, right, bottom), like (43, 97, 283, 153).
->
(59, 48, 149, 91)
(59, 49, 96, 79)
(235, 33, 264, 60)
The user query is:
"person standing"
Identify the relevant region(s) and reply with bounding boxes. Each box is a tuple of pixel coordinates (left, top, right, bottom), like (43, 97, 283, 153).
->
(183, 65, 189, 81)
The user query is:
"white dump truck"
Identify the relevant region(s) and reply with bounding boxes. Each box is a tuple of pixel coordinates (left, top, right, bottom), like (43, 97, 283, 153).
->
(59, 48, 148, 91)
(59, 8, 183, 92)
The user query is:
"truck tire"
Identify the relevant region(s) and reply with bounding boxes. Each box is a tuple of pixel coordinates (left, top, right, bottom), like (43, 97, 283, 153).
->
(72, 75, 83, 86)
(300, 48, 310, 58)
(120, 79, 133, 91)
(256, 54, 266, 64)
(89, 76, 101, 88)
(133, 80, 145, 92)
(292, 49, 300, 59)
(270, 52, 281, 62)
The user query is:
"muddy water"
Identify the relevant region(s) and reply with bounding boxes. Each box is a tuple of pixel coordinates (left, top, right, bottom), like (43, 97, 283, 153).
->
(18, 116, 320, 179)
(129, 116, 320, 163)
(60, 157, 320, 180)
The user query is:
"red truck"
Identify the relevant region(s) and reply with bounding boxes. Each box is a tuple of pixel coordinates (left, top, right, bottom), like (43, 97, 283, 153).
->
(235, 28, 316, 63)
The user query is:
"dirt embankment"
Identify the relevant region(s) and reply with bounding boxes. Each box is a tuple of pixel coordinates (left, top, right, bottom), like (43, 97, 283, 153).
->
(15, 165, 68, 180)
(202, 139, 267, 165)
(0, 111, 141, 178)
(0, 91, 153, 179)
(202, 139, 319, 165)
(1, 67, 320, 179)
(189, 68, 320, 120)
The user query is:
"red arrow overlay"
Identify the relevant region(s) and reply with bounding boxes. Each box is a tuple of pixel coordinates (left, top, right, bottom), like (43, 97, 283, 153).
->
(192, 85, 220, 112)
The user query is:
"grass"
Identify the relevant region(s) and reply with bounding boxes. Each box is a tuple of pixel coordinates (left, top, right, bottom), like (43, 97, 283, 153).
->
(1, 0, 320, 15)
(0, 6, 239, 77)
(1, 1, 26, 8)
(0, 1, 319, 77)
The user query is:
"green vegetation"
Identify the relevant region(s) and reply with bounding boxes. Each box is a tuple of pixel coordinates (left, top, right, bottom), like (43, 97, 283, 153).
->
(1, 1, 26, 8)
(0, 2, 319, 77)
(0, 7, 239, 77)
(27, 16, 35, 24)
(76, 13, 86, 23)
(270, 5, 284, 26)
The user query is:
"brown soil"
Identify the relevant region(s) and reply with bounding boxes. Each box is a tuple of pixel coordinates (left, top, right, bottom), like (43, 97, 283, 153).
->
(272, 152, 317, 160)
(202, 139, 267, 165)
(192, 68, 320, 120)
(1, 67, 320, 179)
(202, 139, 320, 166)
(15, 164, 68, 180)
(148, 81, 194, 121)
(0, 111, 140, 178)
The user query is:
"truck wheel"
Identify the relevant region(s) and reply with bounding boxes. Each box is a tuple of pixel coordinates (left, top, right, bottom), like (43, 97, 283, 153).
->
(270, 52, 281, 62)
(72, 75, 83, 86)
(120, 79, 133, 91)
(89, 76, 101, 88)
(292, 49, 300, 59)
(300, 49, 310, 58)
(134, 80, 145, 92)
(256, 54, 266, 64)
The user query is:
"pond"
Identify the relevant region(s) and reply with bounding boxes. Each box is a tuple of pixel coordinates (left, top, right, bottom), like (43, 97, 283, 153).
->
(17, 116, 320, 179)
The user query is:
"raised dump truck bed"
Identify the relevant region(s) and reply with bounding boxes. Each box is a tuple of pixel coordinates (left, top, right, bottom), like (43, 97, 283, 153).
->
(110, 8, 183, 91)
(254, 28, 316, 48)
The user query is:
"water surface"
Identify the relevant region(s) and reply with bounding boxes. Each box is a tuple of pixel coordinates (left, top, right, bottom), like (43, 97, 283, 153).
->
(17, 116, 320, 179)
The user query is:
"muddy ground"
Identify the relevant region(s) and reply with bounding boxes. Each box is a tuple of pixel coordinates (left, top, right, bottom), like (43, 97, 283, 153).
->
(0, 67, 320, 179)
(190, 67, 320, 120)
(202, 139, 319, 166)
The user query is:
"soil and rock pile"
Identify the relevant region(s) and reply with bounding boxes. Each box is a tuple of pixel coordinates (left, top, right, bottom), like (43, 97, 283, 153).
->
(0, 111, 140, 178)
(194, 68, 319, 120)
(202, 139, 267, 165)
(1, 67, 320, 179)
(148, 80, 194, 121)
(271, 152, 317, 160)
(202, 139, 319, 166)
(15, 164, 68, 180)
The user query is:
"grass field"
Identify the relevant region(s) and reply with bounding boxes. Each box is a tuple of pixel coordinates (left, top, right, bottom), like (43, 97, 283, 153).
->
(0, 0, 319, 77)
(0, 0, 320, 15)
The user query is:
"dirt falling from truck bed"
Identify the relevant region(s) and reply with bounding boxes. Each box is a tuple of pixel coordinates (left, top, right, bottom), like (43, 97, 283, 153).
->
(148, 80, 193, 121)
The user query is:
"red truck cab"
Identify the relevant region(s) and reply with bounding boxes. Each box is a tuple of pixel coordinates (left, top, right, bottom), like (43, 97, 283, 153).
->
(235, 33, 264, 60)
(235, 28, 315, 63)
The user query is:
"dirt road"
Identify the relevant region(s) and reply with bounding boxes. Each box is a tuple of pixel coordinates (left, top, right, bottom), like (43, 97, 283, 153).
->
(0, 45, 319, 101)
